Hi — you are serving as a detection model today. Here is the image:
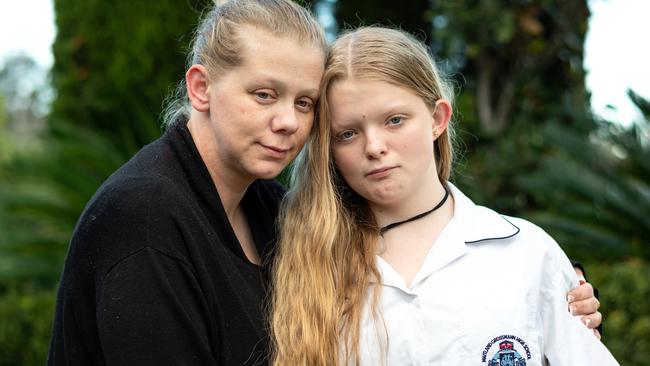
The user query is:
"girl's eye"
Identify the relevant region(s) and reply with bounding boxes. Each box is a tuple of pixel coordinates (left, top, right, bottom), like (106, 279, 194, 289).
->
(387, 116, 403, 125)
(336, 130, 356, 141)
(256, 92, 271, 99)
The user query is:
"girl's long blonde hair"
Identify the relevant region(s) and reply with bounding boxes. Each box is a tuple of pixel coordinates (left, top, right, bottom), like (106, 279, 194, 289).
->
(270, 27, 455, 365)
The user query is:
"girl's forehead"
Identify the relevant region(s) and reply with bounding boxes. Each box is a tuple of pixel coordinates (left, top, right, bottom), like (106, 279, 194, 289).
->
(327, 79, 432, 125)
(328, 78, 423, 103)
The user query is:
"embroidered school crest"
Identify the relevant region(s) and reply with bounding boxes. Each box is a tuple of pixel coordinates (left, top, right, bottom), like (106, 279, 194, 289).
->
(481, 335, 531, 366)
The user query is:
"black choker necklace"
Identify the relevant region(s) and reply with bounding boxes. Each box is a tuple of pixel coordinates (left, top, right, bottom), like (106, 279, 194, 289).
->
(379, 187, 449, 236)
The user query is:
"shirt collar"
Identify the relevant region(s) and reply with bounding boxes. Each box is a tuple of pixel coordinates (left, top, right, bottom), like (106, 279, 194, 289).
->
(446, 182, 520, 244)
(371, 183, 520, 289)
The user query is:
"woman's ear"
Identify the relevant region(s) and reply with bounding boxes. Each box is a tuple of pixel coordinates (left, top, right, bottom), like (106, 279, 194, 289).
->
(186, 65, 211, 112)
(432, 99, 452, 139)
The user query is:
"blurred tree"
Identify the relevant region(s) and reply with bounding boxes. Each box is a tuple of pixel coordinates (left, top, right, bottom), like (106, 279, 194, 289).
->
(0, 54, 56, 282)
(0, 124, 127, 284)
(519, 91, 650, 261)
(0, 54, 51, 156)
(334, 0, 431, 39)
(427, 0, 591, 215)
(0, 284, 56, 366)
(431, 1, 588, 133)
(0, 54, 51, 118)
(0, 94, 7, 161)
(49, 0, 210, 153)
(587, 259, 650, 365)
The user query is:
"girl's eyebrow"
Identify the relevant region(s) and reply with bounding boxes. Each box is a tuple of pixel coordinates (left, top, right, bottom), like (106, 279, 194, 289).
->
(330, 118, 360, 130)
(380, 104, 414, 117)
(330, 103, 415, 129)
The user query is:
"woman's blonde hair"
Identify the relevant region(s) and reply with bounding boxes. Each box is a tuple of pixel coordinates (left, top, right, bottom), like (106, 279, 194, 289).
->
(162, 0, 327, 127)
(271, 27, 455, 365)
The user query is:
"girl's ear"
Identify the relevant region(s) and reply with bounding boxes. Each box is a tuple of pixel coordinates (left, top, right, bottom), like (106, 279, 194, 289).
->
(186, 65, 211, 112)
(432, 99, 452, 139)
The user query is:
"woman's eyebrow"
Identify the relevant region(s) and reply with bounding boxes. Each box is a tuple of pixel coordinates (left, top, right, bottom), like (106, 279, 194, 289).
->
(249, 76, 320, 98)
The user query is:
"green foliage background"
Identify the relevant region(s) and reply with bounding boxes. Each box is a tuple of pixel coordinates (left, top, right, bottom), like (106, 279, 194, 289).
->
(0, 0, 648, 364)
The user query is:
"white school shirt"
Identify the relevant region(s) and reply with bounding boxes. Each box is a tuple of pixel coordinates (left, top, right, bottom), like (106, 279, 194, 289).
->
(357, 183, 619, 366)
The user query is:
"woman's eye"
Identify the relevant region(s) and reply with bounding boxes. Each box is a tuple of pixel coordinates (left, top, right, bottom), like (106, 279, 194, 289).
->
(296, 99, 314, 111)
(387, 116, 403, 125)
(254, 90, 276, 102)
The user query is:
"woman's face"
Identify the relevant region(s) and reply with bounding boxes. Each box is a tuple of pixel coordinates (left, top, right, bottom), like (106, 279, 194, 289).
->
(205, 26, 324, 181)
(328, 78, 442, 207)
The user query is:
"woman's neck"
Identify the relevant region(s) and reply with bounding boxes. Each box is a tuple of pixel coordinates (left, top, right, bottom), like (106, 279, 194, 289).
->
(187, 116, 252, 218)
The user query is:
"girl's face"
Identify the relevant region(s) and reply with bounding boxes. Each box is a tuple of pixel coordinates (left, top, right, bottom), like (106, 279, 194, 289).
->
(328, 78, 447, 207)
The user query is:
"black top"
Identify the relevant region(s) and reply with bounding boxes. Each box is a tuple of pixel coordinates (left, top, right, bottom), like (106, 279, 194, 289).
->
(47, 122, 284, 365)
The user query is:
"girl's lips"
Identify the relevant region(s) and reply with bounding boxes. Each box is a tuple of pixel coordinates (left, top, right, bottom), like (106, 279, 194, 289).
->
(366, 166, 397, 178)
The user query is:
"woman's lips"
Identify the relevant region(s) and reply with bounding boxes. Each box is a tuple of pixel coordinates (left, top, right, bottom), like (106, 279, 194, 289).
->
(260, 143, 290, 159)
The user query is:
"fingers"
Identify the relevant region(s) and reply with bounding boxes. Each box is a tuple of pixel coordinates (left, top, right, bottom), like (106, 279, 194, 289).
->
(567, 279, 603, 339)
(579, 311, 603, 330)
(593, 329, 601, 340)
(568, 282, 600, 319)
(567, 282, 594, 303)
(569, 295, 600, 317)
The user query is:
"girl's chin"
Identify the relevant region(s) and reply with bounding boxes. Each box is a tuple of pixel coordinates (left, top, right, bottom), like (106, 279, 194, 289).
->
(364, 191, 405, 207)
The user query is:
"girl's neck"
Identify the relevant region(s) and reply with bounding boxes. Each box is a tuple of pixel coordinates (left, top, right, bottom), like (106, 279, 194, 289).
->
(370, 178, 450, 229)
(374, 180, 455, 287)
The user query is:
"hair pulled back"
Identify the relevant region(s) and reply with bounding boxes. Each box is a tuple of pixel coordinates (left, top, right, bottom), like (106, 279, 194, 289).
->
(162, 0, 327, 127)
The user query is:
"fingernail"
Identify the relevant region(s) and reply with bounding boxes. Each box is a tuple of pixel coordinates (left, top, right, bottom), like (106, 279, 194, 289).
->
(570, 306, 576, 315)
(567, 295, 575, 303)
(583, 318, 591, 327)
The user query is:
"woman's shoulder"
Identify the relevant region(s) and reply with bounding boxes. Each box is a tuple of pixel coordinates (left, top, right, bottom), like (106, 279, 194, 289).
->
(89, 166, 187, 219)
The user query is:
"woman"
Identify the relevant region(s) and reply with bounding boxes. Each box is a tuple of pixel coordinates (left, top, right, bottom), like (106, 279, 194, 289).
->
(270, 27, 617, 365)
(48, 1, 326, 364)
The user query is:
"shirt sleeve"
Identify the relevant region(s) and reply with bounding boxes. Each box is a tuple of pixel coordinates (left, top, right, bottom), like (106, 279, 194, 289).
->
(96, 246, 218, 365)
(541, 258, 618, 365)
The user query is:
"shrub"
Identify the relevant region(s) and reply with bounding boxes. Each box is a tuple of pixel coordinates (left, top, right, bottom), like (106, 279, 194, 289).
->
(0, 283, 56, 366)
(588, 260, 650, 365)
